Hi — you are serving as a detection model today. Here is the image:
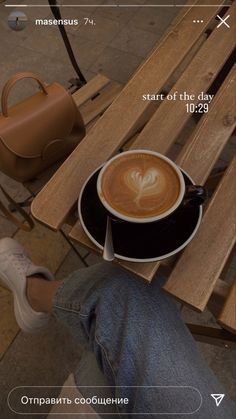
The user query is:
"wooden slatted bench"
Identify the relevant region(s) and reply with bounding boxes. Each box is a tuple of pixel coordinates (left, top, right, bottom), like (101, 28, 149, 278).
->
(31, 0, 236, 347)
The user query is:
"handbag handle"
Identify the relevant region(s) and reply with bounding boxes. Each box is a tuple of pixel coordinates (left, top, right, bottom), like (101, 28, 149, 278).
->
(0, 185, 34, 232)
(1, 72, 48, 117)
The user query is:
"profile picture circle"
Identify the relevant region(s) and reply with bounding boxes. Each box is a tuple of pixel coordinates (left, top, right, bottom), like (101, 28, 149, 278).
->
(8, 11, 28, 31)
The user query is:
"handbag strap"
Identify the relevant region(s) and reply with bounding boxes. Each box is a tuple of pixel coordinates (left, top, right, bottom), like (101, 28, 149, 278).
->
(1, 72, 48, 117)
(0, 185, 34, 232)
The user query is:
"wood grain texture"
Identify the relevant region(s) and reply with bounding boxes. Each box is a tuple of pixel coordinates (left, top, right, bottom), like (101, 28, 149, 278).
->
(31, 1, 221, 230)
(176, 65, 236, 183)
(80, 82, 123, 126)
(218, 279, 236, 333)
(208, 278, 230, 318)
(163, 157, 236, 311)
(163, 33, 207, 93)
(72, 73, 110, 107)
(131, 3, 236, 154)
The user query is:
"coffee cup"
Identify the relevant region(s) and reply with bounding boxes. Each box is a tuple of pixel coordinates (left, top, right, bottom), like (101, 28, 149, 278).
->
(97, 150, 206, 224)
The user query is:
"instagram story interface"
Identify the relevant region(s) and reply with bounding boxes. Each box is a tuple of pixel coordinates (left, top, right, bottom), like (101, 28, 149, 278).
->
(0, 1, 235, 418)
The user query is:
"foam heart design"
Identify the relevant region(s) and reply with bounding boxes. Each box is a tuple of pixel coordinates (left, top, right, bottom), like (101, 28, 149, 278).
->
(126, 168, 160, 205)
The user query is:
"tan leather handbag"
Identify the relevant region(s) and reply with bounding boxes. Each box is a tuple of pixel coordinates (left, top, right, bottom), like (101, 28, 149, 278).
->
(0, 72, 85, 182)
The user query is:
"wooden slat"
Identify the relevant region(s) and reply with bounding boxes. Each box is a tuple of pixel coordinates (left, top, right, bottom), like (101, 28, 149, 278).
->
(31, 0, 222, 230)
(205, 168, 226, 195)
(220, 243, 236, 282)
(80, 82, 123, 126)
(176, 65, 236, 183)
(131, 3, 236, 154)
(74, 62, 236, 281)
(122, 24, 235, 281)
(72, 73, 110, 107)
(208, 278, 230, 318)
(113, 23, 236, 285)
(163, 33, 207, 93)
(218, 280, 236, 334)
(69, 220, 157, 282)
(187, 324, 236, 350)
(164, 157, 236, 311)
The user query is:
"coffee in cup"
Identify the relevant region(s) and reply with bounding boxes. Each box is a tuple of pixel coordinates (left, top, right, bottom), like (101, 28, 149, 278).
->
(97, 150, 186, 223)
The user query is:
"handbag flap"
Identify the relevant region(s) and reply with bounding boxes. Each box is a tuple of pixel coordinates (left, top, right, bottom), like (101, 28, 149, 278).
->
(0, 83, 77, 158)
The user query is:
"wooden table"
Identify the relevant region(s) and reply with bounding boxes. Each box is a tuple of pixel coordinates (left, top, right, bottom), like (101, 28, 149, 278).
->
(31, 0, 236, 348)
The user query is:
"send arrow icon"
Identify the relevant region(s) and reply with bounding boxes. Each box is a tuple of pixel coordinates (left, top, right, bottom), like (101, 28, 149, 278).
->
(211, 394, 225, 406)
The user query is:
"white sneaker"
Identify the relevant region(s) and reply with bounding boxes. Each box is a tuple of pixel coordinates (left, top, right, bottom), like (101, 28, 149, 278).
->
(0, 238, 54, 333)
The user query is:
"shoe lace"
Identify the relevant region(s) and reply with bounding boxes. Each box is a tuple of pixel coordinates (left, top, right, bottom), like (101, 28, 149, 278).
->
(11, 252, 31, 276)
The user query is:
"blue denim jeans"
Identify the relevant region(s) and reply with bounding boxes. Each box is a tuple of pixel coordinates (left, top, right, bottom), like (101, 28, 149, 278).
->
(53, 262, 235, 418)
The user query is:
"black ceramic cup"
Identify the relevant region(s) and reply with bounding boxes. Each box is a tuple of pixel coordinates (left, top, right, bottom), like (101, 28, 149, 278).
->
(97, 150, 207, 224)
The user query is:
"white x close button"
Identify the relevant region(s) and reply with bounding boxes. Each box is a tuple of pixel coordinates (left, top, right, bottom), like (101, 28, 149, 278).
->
(217, 15, 230, 29)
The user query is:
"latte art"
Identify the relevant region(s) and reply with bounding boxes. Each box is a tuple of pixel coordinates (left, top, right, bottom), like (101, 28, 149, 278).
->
(126, 168, 162, 206)
(99, 152, 181, 220)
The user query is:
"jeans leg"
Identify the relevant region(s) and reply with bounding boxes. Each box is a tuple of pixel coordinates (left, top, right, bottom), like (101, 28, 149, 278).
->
(53, 262, 235, 419)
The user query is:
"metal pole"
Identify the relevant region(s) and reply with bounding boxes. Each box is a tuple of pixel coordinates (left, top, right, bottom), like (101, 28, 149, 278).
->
(48, 0, 87, 86)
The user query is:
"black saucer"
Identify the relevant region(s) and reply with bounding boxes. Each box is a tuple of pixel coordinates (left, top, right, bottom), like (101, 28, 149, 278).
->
(78, 168, 202, 262)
